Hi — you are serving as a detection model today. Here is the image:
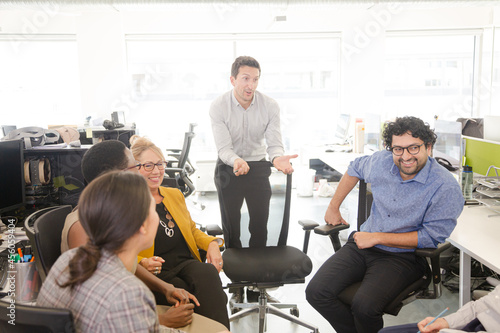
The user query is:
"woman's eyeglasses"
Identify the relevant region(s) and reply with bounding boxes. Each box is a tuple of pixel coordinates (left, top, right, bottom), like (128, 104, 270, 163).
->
(126, 161, 168, 172)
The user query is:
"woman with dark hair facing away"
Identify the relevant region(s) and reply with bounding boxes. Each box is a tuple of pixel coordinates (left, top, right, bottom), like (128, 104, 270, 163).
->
(130, 135, 229, 328)
(38, 171, 230, 333)
(60, 140, 228, 332)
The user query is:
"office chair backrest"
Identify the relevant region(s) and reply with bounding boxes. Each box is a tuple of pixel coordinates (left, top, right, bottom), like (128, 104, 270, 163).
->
(278, 172, 292, 246)
(163, 123, 196, 197)
(0, 300, 74, 333)
(237, 162, 291, 248)
(33, 205, 72, 281)
(24, 206, 61, 278)
(357, 180, 373, 228)
(176, 130, 195, 171)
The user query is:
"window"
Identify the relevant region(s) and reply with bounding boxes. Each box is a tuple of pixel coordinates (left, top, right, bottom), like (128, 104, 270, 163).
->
(125, 33, 340, 158)
(384, 32, 479, 123)
(0, 35, 81, 127)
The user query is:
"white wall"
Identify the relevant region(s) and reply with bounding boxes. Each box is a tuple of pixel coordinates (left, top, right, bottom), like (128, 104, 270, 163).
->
(1, 3, 500, 127)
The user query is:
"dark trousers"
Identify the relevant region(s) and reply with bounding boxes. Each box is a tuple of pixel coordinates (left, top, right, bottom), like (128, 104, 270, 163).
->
(154, 260, 229, 328)
(214, 159, 272, 249)
(306, 232, 427, 333)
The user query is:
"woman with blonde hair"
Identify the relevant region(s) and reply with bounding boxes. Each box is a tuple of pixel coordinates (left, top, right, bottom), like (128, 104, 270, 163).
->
(130, 135, 229, 329)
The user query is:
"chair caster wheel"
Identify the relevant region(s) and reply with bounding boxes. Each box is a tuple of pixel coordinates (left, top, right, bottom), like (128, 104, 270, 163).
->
(290, 307, 299, 317)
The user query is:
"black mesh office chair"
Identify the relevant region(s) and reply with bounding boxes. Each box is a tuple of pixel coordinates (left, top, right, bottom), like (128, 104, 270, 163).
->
(300, 180, 451, 316)
(222, 169, 319, 333)
(24, 205, 72, 282)
(0, 299, 74, 333)
(163, 123, 197, 197)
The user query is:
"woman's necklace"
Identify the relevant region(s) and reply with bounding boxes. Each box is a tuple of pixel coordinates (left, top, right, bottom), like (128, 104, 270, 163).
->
(160, 206, 175, 237)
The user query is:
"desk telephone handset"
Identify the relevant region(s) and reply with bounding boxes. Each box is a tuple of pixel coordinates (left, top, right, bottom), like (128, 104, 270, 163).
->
(435, 157, 458, 172)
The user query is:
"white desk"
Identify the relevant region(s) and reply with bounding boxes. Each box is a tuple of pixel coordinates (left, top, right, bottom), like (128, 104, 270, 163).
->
(299, 144, 364, 175)
(318, 151, 364, 175)
(448, 206, 500, 306)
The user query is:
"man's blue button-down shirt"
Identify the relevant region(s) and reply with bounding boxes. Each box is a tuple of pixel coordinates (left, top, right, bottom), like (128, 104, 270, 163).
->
(347, 150, 464, 253)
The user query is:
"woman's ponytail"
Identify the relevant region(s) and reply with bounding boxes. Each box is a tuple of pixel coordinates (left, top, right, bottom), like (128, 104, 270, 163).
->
(58, 242, 101, 289)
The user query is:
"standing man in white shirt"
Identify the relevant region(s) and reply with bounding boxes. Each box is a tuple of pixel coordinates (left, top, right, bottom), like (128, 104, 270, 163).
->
(209, 56, 297, 303)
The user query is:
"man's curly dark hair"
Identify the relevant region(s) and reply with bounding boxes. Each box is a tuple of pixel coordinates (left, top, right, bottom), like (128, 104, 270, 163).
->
(382, 116, 437, 149)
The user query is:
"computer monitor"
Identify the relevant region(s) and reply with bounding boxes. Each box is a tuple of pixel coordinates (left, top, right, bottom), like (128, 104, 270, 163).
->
(1, 125, 16, 137)
(334, 113, 350, 144)
(0, 139, 25, 215)
(365, 113, 382, 152)
(433, 120, 462, 168)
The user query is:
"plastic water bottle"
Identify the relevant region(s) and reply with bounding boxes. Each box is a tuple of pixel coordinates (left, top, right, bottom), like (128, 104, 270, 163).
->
(461, 165, 473, 200)
(354, 118, 365, 153)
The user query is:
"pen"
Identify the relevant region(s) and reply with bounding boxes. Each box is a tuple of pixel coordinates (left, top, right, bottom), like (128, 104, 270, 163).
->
(17, 248, 24, 262)
(418, 307, 449, 333)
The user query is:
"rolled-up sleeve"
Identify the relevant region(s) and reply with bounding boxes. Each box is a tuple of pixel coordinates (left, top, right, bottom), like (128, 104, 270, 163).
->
(417, 182, 464, 248)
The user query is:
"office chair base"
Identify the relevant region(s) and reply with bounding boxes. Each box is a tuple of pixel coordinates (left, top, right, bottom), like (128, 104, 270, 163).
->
(229, 295, 319, 333)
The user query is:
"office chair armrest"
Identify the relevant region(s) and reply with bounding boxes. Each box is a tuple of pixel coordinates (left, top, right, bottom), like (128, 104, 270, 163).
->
(167, 153, 181, 160)
(414, 242, 452, 298)
(314, 223, 350, 235)
(298, 219, 320, 254)
(298, 220, 350, 254)
(313, 223, 350, 252)
(206, 224, 223, 236)
(414, 242, 451, 258)
(298, 219, 319, 231)
(165, 167, 183, 173)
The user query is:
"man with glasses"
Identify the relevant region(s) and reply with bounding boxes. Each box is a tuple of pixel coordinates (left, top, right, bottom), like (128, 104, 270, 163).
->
(306, 116, 464, 333)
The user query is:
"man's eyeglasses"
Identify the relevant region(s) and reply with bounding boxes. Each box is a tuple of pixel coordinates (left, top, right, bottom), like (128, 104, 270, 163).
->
(126, 161, 168, 172)
(388, 143, 425, 156)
